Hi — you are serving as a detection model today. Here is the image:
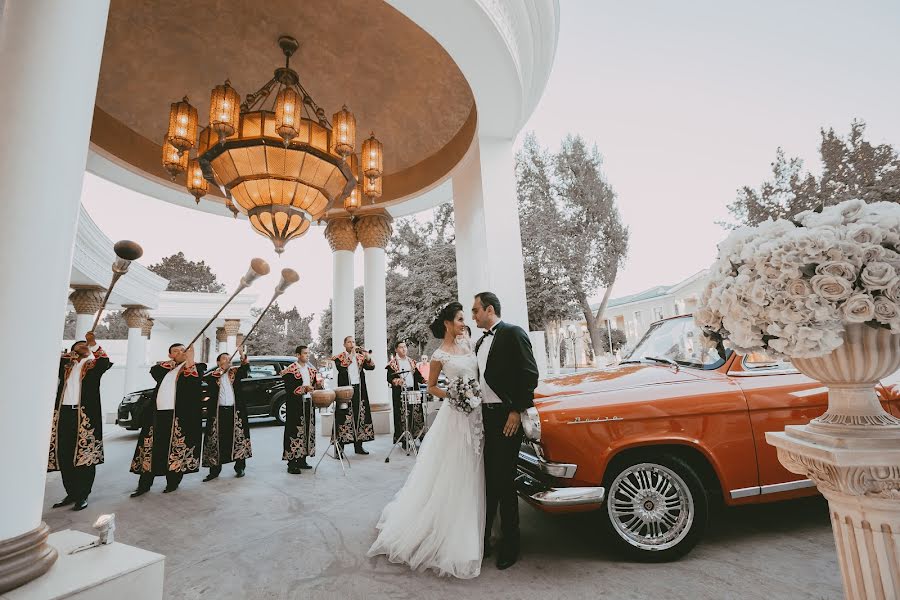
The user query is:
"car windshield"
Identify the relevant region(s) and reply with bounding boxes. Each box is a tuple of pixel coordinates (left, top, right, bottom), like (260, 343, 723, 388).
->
(624, 317, 729, 370)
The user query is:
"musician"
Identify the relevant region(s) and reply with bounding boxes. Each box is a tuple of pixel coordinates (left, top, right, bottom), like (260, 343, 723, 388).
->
(332, 335, 375, 455)
(48, 331, 111, 511)
(281, 345, 323, 473)
(386, 341, 425, 448)
(129, 343, 205, 496)
(201, 348, 252, 481)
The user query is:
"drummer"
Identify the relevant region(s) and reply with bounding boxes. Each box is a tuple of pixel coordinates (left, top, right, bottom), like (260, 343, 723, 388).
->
(386, 341, 426, 448)
(280, 345, 323, 474)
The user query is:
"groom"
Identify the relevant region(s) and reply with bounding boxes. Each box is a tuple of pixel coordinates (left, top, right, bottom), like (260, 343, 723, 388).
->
(472, 292, 539, 570)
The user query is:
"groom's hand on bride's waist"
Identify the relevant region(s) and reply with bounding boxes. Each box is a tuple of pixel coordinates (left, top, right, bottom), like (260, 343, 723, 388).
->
(502, 411, 521, 436)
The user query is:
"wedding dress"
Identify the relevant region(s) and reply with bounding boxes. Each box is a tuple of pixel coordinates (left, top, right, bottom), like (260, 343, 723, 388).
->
(367, 346, 485, 579)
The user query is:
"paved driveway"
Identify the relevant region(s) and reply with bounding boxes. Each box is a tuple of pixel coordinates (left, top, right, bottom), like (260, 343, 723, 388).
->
(42, 420, 842, 600)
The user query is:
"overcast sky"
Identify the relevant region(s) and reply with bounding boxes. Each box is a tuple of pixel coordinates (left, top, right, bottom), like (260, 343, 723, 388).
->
(82, 0, 900, 333)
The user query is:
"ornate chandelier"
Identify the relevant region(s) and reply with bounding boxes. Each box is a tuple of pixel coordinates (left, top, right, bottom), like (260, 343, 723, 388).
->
(162, 36, 384, 253)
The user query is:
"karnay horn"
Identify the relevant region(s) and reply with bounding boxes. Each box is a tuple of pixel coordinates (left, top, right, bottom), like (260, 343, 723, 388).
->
(230, 268, 300, 360)
(91, 240, 144, 332)
(186, 258, 271, 349)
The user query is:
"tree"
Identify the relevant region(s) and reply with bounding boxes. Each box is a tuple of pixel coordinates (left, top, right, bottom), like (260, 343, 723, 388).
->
(93, 311, 128, 339)
(148, 252, 226, 293)
(596, 326, 628, 353)
(386, 204, 458, 354)
(726, 120, 900, 227)
(516, 133, 629, 365)
(313, 287, 366, 356)
(315, 301, 333, 356)
(244, 302, 313, 357)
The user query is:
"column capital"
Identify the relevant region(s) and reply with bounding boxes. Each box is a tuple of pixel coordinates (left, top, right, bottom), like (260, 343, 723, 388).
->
(141, 317, 154, 337)
(324, 216, 358, 252)
(355, 212, 394, 249)
(236, 333, 245, 348)
(68, 286, 106, 315)
(224, 319, 241, 337)
(121, 305, 150, 329)
(216, 327, 227, 343)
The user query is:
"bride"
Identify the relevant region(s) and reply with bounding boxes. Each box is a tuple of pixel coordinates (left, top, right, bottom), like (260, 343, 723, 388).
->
(367, 301, 485, 579)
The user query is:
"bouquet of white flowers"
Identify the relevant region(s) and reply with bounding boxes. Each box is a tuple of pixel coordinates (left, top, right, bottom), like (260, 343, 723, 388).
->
(446, 376, 482, 414)
(696, 199, 900, 359)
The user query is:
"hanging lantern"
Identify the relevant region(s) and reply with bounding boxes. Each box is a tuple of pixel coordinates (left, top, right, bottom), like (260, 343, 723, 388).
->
(344, 183, 363, 212)
(247, 205, 311, 254)
(187, 159, 208, 203)
(275, 87, 302, 145)
(209, 80, 240, 141)
(166, 96, 198, 154)
(364, 174, 382, 200)
(162, 137, 188, 180)
(332, 105, 356, 157)
(361, 132, 383, 179)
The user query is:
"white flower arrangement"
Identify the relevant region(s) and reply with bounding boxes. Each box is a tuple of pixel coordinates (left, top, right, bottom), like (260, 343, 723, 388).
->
(446, 377, 482, 414)
(696, 199, 900, 359)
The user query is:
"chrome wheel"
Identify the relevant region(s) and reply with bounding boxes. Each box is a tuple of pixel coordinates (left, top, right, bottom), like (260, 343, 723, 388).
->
(277, 401, 287, 424)
(607, 462, 694, 551)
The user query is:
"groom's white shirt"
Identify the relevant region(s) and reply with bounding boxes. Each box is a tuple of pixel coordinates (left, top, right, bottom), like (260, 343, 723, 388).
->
(477, 320, 502, 404)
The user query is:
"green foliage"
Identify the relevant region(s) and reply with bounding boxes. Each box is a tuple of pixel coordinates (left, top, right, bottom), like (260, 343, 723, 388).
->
(726, 120, 900, 227)
(244, 302, 313, 356)
(94, 311, 128, 340)
(148, 252, 226, 293)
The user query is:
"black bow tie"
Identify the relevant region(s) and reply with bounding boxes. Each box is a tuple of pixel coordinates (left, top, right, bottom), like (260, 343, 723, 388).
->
(480, 329, 494, 339)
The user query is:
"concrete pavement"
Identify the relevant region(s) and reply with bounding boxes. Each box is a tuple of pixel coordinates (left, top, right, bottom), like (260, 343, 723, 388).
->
(42, 420, 842, 600)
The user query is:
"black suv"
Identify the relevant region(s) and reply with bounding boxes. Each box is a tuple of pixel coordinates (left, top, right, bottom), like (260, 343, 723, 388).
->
(116, 356, 301, 429)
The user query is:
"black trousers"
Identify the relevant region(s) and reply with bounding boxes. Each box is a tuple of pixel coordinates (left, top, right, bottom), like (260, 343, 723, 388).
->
(138, 471, 183, 490)
(482, 404, 523, 545)
(57, 408, 96, 501)
(209, 459, 246, 476)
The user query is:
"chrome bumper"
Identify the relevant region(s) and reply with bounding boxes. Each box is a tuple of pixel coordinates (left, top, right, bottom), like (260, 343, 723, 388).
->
(518, 449, 578, 479)
(516, 450, 605, 508)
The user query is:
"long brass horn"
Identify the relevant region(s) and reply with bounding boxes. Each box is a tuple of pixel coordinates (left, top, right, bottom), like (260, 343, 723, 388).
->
(186, 258, 271, 349)
(230, 268, 300, 360)
(91, 240, 144, 332)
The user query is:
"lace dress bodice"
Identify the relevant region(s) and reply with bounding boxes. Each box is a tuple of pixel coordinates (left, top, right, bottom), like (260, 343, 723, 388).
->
(431, 347, 479, 381)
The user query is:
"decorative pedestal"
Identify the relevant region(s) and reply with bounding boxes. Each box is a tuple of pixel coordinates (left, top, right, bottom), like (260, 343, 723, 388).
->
(766, 324, 900, 600)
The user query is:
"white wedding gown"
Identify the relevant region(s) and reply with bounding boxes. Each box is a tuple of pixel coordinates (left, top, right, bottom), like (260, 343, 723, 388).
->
(367, 347, 485, 579)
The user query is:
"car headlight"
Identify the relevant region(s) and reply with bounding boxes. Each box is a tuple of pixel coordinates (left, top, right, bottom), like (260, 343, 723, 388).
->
(521, 407, 541, 442)
(122, 394, 140, 405)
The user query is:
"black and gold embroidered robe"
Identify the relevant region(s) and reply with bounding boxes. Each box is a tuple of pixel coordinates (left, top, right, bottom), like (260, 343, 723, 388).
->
(48, 346, 111, 472)
(386, 357, 426, 441)
(281, 362, 322, 460)
(332, 351, 375, 444)
(130, 361, 206, 475)
(202, 362, 252, 467)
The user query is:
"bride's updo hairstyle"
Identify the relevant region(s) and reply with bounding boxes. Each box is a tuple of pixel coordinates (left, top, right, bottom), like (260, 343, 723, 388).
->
(430, 301, 463, 339)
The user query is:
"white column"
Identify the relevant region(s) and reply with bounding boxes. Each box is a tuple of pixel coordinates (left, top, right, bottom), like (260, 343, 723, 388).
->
(122, 307, 149, 397)
(332, 251, 355, 354)
(224, 319, 240, 355)
(0, 0, 110, 589)
(69, 287, 105, 340)
(452, 136, 529, 329)
(357, 213, 393, 411)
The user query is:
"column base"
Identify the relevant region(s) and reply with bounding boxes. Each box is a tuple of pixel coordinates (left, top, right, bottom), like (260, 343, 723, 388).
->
(766, 425, 900, 600)
(0, 522, 57, 594)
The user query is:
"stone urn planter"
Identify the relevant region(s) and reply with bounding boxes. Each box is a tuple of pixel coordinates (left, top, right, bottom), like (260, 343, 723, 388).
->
(766, 324, 900, 600)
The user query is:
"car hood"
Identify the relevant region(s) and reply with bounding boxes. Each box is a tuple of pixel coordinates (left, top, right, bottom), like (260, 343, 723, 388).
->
(533, 363, 704, 402)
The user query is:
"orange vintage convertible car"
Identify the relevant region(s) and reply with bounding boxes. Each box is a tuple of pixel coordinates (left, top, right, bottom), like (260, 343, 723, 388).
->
(517, 314, 900, 561)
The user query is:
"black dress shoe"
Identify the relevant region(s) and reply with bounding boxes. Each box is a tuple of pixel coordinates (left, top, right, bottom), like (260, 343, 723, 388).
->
(130, 488, 150, 498)
(162, 485, 178, 493)
(287, 466, 302, 474)
(354, 445, 369, 455)
(203, 473, 219, 482)
(72, 499, 88, 511)
(52, 496, 74, 508)
(496, 544, 519, 570)
(235, 470, 245, 478)
(298, 460, 312, 470)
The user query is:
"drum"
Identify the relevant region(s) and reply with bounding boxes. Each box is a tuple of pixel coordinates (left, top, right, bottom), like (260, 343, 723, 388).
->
(334, 385, 354, 410)
(311, 389, 335, 409)
(404, 390, 423, 405)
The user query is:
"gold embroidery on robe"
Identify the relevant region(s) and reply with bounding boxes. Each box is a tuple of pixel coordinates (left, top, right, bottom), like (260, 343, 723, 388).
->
(203, 410, 221, 467)
(232, 413, 252, 460)
(74, 410, 103, 467)
(168, 417, 199, 472)
(131, 426, 154, 473)
(47, 409, 60, 471)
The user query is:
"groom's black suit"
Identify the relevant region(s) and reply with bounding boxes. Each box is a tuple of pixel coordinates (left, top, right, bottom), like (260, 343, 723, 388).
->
(475, 320, 539, 558)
